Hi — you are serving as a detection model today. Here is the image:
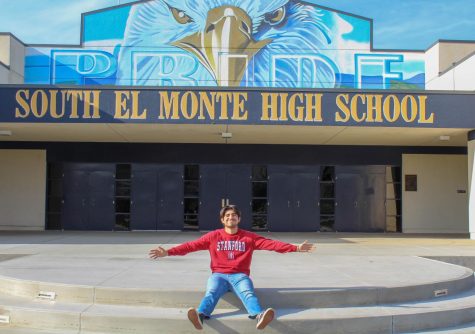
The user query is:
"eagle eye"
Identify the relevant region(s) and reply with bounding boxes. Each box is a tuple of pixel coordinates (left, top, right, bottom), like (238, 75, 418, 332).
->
(264, 6, 286, 26)
(169, 6, 193, 24)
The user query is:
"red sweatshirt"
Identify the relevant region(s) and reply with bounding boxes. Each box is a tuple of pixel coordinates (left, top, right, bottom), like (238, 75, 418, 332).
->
(167, 229, 298, 276)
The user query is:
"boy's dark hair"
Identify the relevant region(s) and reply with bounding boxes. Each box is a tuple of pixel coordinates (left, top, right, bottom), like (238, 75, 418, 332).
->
(220, 205, 241, 219)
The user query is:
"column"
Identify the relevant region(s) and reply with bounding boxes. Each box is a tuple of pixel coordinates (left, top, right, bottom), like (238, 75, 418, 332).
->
(469, 130, 475, 239)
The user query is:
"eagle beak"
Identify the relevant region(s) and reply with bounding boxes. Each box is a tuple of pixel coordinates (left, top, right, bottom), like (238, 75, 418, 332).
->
(171, 6, 271, 86)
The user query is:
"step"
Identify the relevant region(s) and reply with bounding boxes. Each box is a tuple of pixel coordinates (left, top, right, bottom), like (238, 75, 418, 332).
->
(0, 266, 472, 309)
(0, 328, 79, 334)
(403, 322, 475, 333)
(2, 286, 475, 333)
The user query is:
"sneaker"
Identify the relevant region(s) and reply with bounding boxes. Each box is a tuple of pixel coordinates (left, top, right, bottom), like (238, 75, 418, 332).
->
(256, 308, 275, 330)
(187, 307, 204, 330)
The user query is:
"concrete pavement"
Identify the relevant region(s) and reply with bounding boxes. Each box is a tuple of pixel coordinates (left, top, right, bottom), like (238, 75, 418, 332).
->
(0, 231, 474, 333)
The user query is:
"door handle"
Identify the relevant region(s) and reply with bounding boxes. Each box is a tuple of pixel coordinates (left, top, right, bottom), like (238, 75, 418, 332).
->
(297, 201, 300, 208)
(288, 201, 290, 207)
(221, 199, 225, 207)
(354, 201, 358, 208)
(226, 198, 230, 206)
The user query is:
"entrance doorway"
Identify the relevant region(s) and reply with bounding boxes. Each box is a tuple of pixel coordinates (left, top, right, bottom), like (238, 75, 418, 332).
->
(130, 164, 183, 230)
(47, 163, 400, 233)
(334, 166, 387, 232)
(61, 163, 115, 230)
(199, 165, 252, 230)
(268, 166, 320, 232)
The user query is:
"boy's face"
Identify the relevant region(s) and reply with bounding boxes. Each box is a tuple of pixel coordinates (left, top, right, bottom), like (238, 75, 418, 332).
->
(221, 209, 240, 228)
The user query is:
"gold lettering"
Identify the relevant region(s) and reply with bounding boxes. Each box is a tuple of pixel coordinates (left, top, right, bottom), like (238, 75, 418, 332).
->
(130, 91, 146, 120)
(83, 90, 101, 119)
(277, 93, 289, 121)
(401, 95, 418, 123)
(67, 90, 83, 119)
(232, 92, 248, 120)
(114, 91, 130, 119)
(15, 90, 30, 118)
(181, 91, 199, 120)
(383, 95, 400, 123)
(260, 93, 279, 121)
(158, 91, 180, 120)
(417, 95, 434, 124)
(305, 94, 323, 122)
(216, 92, 233, 120)
(289, 93, 304, 121)
(335, 94, 350, 122)
(31, 90, 48, 118)
(351, 94, 366, 123)
(366, 95, 383, 122)
(199, 92, 216, 120)
(49, 90, 64, 119)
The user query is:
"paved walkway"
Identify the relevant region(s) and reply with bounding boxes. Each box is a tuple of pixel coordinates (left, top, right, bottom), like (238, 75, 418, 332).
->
(0, 231, 473, 290)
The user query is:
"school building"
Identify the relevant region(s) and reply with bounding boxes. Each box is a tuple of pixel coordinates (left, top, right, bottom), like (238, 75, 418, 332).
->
(0, 0, 474, 236)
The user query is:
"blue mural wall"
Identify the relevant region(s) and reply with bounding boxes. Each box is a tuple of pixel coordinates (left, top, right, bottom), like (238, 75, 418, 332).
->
(24, 0, 425, 89)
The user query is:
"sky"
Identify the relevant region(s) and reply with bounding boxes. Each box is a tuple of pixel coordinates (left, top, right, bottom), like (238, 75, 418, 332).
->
(0, 0, 474, 50)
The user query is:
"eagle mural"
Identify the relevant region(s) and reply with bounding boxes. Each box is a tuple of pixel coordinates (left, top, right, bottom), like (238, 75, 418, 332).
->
(117, 0, 339, 88)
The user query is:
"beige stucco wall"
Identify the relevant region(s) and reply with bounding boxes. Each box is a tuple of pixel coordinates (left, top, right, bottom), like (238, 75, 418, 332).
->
(425, 43, 440, 85)
(425, 41, 475, 91)
(0, 34, 25, 84)
(0, 35, 10, 66)
(0, 150, 47, 230)
(438, 42, 475, 74)
(426, 53, 475, 91)
(9, 36, 25, 83)
(402, 154, 468, 233)
(0, 63, 8, 83)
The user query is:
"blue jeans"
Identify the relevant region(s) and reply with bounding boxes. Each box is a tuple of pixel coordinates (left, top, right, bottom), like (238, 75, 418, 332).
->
(197, 273, 263, 317)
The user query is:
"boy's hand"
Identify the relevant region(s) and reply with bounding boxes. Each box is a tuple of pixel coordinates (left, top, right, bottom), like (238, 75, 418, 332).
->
(297, 240, 316, 253)
(149, 246, 168, 259)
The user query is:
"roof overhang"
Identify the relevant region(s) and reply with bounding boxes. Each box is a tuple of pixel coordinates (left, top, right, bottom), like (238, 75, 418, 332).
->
(0, 123, 470, 147)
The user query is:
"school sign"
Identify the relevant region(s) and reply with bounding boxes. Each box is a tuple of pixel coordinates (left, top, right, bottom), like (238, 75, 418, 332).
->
(2, 86, 475, 128)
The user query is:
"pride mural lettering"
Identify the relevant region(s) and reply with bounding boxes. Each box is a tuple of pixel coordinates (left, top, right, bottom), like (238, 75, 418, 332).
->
(25, 0, 425, 89)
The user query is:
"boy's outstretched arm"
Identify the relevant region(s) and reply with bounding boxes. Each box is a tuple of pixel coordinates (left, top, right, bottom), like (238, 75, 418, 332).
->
(149, 233, 212, 259)
(296, 240, 316, 253)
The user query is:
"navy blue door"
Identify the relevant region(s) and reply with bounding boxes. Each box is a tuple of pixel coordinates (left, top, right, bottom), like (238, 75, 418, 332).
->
(199, 165, 252, 231)
(130, 169, 157, 230)
(157, 166, 184, 230)
(61, 164, 115, 231)
(268, 166, 319, 232)
(335, 166, 386, 232)
(293, 172, 319, 232)
(267, 168, 293, 232)
(61, 169, 88, 230)
(226, 165, 252, 230)
(199, 165, 226, 230)
(131, 164, 183, 230)
(89, 170, 115, 231)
